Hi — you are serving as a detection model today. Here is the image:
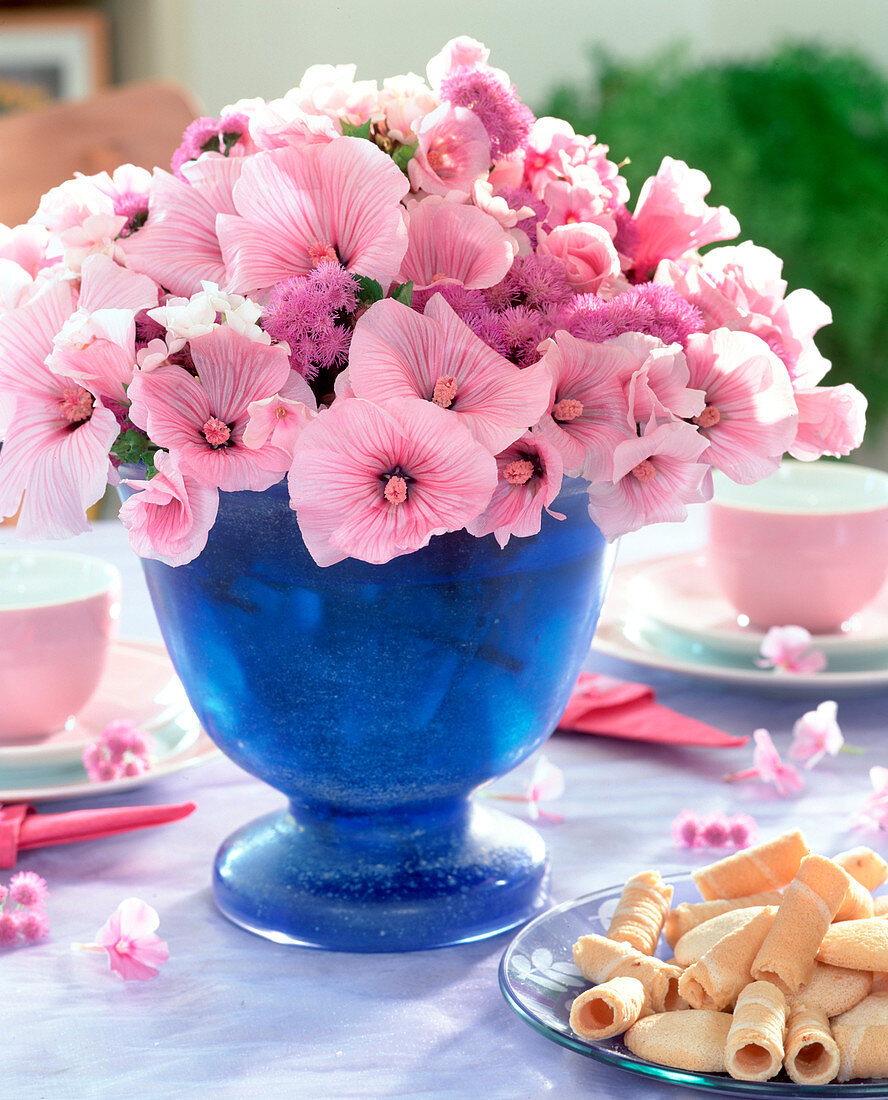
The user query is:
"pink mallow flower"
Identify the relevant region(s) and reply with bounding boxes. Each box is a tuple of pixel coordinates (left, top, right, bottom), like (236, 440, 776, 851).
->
(0, 279, 120, 540)
(724, 728, 804, 797)
(789, 384, 867, 462)
(756, 625, 827, 675)
(408, 103, 492, 196)
(682, 328, 799, 485)
(348, 295, 551, 455)
(630, 157, 740, 279)
(127, 324, 292, 492)
(790, 700, 844, 769)
(119, 450, 220, 567)
(288, 397, 498, 567)
(82, 898, 169, 981)
(534, 331, 633, 481)
(585, 418, 711, 541)
(400, 197, 516, 291)
(218, 140, 409, 294)
(466, 431, 564, 547)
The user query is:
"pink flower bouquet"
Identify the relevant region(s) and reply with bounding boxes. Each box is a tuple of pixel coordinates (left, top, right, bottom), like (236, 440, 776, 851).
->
(0, 37, 866, 566)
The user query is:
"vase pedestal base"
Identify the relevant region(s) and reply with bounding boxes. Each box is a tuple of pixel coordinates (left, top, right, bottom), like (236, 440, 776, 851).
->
(212, 800, 549, 952)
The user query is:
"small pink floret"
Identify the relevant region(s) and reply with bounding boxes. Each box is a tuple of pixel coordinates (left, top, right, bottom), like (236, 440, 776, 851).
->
(202, 416, 232, 447)
(431, 375, 458, 408)
(383, 475, 408, 505)
(502, 459, 535, 485)
(9, 871, 49, 908)
(631, 459, 657, 482)
(552, 397, 583, 422)
(15, 908, 50, 943)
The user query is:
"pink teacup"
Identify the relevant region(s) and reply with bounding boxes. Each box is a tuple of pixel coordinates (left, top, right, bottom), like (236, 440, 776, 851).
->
(0, 550, 121, 743)
(707, 461, 888, 634)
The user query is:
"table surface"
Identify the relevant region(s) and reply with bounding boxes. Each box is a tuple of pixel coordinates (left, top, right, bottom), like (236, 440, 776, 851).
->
(3, 505, 886, 1100)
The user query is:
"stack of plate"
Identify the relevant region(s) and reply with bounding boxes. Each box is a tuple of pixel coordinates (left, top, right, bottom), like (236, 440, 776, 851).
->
(592, 553, 888, 693)
(0, 641, 217, 802)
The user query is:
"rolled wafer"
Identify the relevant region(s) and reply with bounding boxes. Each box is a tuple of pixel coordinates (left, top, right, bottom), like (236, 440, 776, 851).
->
(624, 1010, 732, 1073)
(833, 991, 888, 1029)
(817, 918, 888, 972)
(573, 934, 685, 1013)
(833, 995, 888, 1082)
(872, 973, 888, 993)
(873, 896, 888, 918)
(606, 870, 673, 955)
(787, 961, 873, 1018)
(834, 876, 875, 922)
(752, 855, 852, 994)
(679, 906, 776, 1011)
(725, 980, 788, 1081)
(784, 1004, 840, 1085)
(663, 892, 782, 948)
(569, 976, 647, 1041)
(673, 906, 768, 968)
(834, 846, 888, 892)
(692, 830, 808, 901)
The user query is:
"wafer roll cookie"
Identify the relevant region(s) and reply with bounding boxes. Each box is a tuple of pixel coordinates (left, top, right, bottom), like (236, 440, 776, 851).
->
(663, 892, 782, 947)
(725, 981, 788, 1082)
(606, 870, 673, 955)
(573, 934, 685, 1013)
(679, 906, 776, 1011)
(787, 962, 873, 1017)
(783, 1004, 840, 1085)
(872, 973, 888, 993)
(834, 875, 875, 922)
(873, 896, 888, 917)
(834, 846, 888, 892)
(624, 1010, 732, 1073)
(674, 906, 768, 968)
(817, 918, 888, 972)
(692, 830, 808, 901)
(752, 855, 852, 994)
(569, 976, 647, 1041)
(833, 995, 888, 1083)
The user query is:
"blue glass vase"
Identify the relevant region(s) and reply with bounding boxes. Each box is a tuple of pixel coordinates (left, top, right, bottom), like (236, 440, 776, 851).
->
(136, 478, 616, 951)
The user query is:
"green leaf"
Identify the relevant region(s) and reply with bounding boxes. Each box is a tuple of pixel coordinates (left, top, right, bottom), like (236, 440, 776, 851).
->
(355, 275, 385, 306)
(341, 119, 372, 141)
(111, 429, 159, 474)
(392, 143, 416, 172)
(390, 281, 413, 307)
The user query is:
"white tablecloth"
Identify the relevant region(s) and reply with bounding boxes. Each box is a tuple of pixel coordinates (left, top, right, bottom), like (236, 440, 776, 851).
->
(3, 507, 885, 1100)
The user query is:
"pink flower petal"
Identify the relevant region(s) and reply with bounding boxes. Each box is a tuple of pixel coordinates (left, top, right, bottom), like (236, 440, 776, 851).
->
(400, 199, 515, 291)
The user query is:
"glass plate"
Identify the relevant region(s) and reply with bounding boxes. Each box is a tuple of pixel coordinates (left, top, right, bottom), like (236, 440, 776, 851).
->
(499, 872, 888, 1096)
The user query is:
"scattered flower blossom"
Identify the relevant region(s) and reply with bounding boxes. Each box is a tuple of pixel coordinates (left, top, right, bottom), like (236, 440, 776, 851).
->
(790, 700, 845, 769)
(486, 755, 565, 821)
(857, 767, 888, 831)
(670, 809, 759, 849)
(82, 719, 156, 782)
(756, 625, 828, 674)
(0, 871, 50, 949)
(724, 728, 804, 797)
(75, 898, 169, 981)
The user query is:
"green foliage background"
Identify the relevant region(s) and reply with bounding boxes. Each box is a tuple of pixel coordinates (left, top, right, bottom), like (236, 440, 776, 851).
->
(539, 43, 888, 427)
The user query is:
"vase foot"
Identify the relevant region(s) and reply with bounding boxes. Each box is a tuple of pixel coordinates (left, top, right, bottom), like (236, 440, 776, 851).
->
(212, 801, 549, 952)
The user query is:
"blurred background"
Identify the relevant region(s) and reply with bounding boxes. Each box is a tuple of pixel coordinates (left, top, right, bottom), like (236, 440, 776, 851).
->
(1, 0, 887, 453)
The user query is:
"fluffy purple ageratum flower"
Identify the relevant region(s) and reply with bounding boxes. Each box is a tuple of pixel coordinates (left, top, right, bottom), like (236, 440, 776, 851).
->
(171, 112, 251, 177)
(560, 283, 705, 347)
(495, 186, 546, 248)
(263, 262, 359, 380)
(440, 67, 534, 159)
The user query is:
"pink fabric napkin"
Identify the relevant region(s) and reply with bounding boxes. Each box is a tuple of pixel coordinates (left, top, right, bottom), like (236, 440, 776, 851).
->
(0, 801, 197, 868)
(556, 673, 748, 748)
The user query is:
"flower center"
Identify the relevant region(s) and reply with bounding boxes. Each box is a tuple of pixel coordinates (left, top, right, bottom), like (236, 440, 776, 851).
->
(59, 387, 94, 424)
(308, 240, 339, 268)
(552, 397, 583, 422)
(431, 375, 458, 408)
(383, 475, 408, 505)
(202, 417, 232, 448)
(427, 147, 456, 174)
(274, 406, 288, 420)
(503, 459, 536, 486)
(693, 405, 721, 429)
(631, 459, 657, 482)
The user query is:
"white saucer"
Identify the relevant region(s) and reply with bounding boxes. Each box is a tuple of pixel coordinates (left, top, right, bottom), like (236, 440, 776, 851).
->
(592, 558, 888, 694)
(0, 640, 222, 802)
(626, 552, 888, 660)
(0, 641, 192, 770)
